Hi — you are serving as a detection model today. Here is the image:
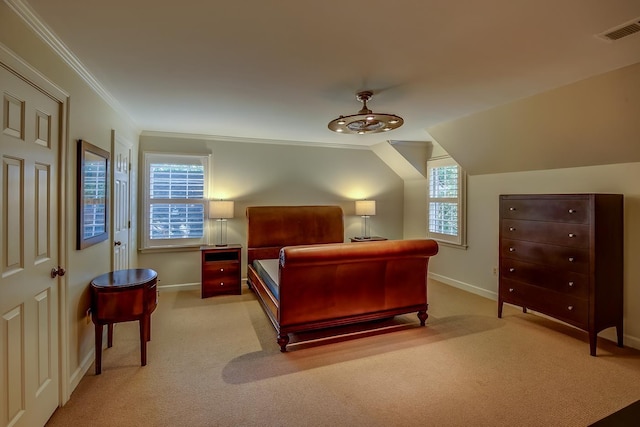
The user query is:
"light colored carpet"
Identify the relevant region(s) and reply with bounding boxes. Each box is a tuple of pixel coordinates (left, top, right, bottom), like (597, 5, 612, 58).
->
(46, 280, 640, 427)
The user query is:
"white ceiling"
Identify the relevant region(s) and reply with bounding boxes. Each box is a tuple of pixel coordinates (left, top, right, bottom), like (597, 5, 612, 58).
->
(18, 0, 640, 147)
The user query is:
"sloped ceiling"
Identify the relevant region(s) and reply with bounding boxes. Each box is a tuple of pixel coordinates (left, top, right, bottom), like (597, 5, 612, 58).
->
(427, 61, 640, 175)
(8, 0, 640, 155)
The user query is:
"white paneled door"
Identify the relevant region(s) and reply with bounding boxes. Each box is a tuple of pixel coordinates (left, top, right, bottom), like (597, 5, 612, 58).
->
(112, 131, 130, 271)
(1, 65, 61, 426)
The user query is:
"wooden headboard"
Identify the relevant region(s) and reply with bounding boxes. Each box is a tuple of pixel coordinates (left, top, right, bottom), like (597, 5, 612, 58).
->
(246, 205, 344, 263)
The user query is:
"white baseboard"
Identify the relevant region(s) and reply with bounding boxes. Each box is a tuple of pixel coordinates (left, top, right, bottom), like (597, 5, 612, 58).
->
(428, 273, 497, 301)
(158, 279, 248, 293)
(428, 272, 640, 351)
(158, 282, 200, 292)
(69, 349, 94, 393)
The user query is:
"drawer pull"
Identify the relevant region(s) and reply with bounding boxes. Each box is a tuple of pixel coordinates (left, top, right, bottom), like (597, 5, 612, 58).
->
(220, 268, 224, 272)
(509, 247, 515, 252)
(509, 207, 516, 211)
(568, 233, 576, 238)
(220, 282, 224, 286)
(568, 257, 575, 262)
(509, 227, 516, 231)
(567, 305, 574, 311)
(509, 288, 514, 293)
(568, 209, 576, 214)
(568, 281, 574, 287)
(509, 268, 515, 272)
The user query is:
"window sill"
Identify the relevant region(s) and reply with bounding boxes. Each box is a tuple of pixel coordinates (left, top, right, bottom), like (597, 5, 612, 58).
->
(139, 245, 202, 254)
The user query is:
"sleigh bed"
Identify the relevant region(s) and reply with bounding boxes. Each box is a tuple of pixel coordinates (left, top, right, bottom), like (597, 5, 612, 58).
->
(246, 205, 439, 351)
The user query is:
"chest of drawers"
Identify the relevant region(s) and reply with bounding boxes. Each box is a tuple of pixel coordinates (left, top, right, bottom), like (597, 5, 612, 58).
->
(498, 194, 623, 356)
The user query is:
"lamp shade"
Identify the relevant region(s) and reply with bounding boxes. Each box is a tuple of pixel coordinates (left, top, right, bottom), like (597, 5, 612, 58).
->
(355, 200, 376, 216)
(209, 200, 234, 219)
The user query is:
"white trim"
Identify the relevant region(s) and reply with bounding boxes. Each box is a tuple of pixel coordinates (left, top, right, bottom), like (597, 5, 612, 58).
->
(429, 273, 640, 351)
(5, 0, 139, 131)
(140, 130, 373, 151)
(429, 273, 497, 300)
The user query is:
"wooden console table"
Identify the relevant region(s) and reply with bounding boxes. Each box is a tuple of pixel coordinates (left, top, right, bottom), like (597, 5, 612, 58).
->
(90, 268, 158, 374)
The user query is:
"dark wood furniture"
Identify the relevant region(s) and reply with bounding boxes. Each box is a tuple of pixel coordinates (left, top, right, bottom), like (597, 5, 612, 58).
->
(90, 268, 158, 374)
(200, 244, 242, 298)
(246, 205, 439, 351)
(350, 236, 388, 242)
(498, 194, 623, 356)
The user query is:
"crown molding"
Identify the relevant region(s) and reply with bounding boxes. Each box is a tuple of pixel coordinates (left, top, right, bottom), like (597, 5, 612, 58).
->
(139, 131, 375, 150)
(5, 0, 139, 131)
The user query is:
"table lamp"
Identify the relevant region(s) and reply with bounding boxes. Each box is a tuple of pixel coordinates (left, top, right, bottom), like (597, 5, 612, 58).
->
(355, 200, 376, 239)
(209, 200, 234, 246)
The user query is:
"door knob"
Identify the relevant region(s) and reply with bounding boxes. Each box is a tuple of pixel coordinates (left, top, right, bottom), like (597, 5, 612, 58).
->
(51, 267, 66, 278)
(114, 241, 122, 246)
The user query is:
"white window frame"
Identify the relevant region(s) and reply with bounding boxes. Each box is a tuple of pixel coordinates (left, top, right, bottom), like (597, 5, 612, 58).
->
(141, 152, 210, 250)
(427, 156, 467, 248)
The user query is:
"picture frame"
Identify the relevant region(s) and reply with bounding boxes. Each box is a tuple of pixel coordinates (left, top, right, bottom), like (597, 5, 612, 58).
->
(77, 139, 110, 249)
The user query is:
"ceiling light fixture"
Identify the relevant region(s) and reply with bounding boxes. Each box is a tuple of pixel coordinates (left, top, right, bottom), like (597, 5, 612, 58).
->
(328, 91, 404, 135)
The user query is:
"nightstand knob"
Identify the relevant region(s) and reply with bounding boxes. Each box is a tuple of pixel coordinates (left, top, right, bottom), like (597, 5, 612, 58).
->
(509, 247, 515, 252)
(568, 257, 575, 262)
(568, 209, 576, 214)
(509, 288, 514, 292)
(567, 305, 574, 311)
(220, 268, 224, 272)
(509, 227, 515, 231)
(509, 207, 516, 211)
(509, 268, 515, 272)
(220, 282, 224, 286)
(568, 281, 574, 287)
(568, 233, 576, 238)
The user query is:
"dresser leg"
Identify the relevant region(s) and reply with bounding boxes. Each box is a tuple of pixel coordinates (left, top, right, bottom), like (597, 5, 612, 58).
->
(94, 323, 103, 375)
(498, 300, 503, 318)
(589, 333, 597, 357)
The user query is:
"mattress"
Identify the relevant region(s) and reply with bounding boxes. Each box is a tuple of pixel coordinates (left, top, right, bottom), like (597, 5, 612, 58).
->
(252, 259, 280, 301)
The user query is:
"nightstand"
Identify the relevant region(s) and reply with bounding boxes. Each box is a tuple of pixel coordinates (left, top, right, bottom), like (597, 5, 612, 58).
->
(350, 236, 388, 242)
(200, 244, 242, 298)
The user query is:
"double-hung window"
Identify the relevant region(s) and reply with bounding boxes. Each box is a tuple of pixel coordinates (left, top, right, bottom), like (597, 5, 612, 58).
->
(142, 153, 209, 249)
(427, 156, 467, 247)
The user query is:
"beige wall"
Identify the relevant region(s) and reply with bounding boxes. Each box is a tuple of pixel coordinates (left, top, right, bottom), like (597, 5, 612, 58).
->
(1, 2, 140, 399)
(138, 134, 405, 285)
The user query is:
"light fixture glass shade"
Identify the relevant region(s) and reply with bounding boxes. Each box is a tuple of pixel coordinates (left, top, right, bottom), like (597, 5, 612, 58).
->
(328, 91, 403, 135)
(355, 200, 376, 216)
(209, 200, 234, 219)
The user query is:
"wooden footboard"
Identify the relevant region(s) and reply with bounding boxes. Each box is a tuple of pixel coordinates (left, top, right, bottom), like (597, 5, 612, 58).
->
(245, 206, 438, 352)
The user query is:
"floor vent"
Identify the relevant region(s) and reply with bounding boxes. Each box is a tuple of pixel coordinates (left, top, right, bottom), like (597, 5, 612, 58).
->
(597, 18, 640, 41)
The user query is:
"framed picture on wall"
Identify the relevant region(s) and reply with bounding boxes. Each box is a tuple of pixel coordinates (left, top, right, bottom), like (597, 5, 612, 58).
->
(77, 139, 110, 249)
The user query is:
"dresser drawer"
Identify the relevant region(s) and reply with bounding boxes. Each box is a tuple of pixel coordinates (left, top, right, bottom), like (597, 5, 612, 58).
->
(501, 198, 589, 223)
(500, 258, 588, 298)
(502, 219, 589, 248)
(500, 279, 588, 327)
(501, 239, 589, 273)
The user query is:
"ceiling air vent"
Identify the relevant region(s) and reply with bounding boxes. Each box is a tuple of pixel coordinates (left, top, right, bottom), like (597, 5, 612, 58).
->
(597, 18, 640, 41)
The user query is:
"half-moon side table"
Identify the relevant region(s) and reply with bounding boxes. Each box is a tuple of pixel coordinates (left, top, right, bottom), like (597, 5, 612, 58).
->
(90, 268, 158, 374)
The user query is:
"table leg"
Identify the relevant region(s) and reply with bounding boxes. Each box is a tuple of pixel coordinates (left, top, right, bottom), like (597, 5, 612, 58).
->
(107, 323, 114, 348)
(94, 323, 103, 375)
(139, 317, 147, 366)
